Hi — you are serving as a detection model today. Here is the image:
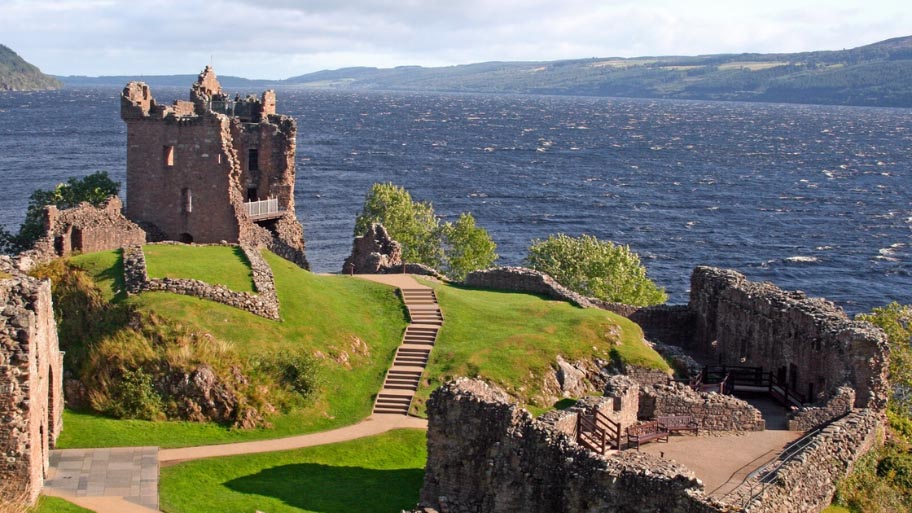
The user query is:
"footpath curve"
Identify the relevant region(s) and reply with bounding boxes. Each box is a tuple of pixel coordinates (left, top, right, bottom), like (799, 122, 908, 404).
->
(44, 273, 433, 513)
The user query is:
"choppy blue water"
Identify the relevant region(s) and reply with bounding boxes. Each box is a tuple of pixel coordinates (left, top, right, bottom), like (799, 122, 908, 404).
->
(1, 87, 909, 313)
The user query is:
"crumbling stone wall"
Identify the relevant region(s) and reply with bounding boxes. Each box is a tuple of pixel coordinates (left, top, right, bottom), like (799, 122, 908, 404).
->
(638, 382, 765, 431)
(788, 386, 855, 432)
(0, 266, 64, 504)
(342, 223, 402, 274)
(121, 66, 308, 268)
(418, 378, 723, 513)
(464, 267, 595, 307)
(24, 196, 146, 263)
(123, 244, 279, 320)
(688, 266, 889, 410)
(739, 409, 882, 513)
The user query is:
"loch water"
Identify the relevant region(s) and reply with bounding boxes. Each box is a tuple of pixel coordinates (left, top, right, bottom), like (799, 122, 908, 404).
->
(0, 87, 909, 313)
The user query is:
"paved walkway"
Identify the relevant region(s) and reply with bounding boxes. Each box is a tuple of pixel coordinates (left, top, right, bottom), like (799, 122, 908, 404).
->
(44, 446, 159, 511)
(159, 414, 427, 464)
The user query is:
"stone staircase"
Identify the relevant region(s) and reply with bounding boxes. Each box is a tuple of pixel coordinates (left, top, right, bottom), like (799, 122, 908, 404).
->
(373, 287, 443, 415)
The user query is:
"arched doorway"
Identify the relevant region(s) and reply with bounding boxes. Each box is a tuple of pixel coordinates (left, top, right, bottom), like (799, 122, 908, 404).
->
(179, 233, 194, 243)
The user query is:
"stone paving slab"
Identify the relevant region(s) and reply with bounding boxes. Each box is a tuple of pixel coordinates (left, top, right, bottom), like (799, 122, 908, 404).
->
(45, 446, 159, 510)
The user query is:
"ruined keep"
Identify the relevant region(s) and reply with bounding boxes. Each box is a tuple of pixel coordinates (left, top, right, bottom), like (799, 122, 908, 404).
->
(0, 259, 64, 504)
(121, 67, 308, 267)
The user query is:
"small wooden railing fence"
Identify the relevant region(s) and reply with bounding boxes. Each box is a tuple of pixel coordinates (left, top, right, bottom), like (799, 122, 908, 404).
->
(683, 365, 807, 410)
(576, 410, 622, 454)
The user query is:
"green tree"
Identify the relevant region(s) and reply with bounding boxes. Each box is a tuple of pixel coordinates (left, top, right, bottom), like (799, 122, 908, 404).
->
(857, 302, 912, 414)
(354, 183, 443, 268)
(526, 233, 666, 306)
(441, 212, 498, 280)
(0, 171, 120, 253)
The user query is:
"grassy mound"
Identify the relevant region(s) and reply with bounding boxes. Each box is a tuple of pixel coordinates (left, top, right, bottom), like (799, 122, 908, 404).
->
(412, 281, 669, 414)
(56, 245, 665, 447)
(159, 429, 426, 513)
(56, 249, 408, 448)
(31, 497, 94, 513)
(143, 244, 256, 293)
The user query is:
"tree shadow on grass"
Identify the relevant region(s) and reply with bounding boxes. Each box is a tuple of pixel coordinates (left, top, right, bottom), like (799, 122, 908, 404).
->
(224, 463, 423, 513)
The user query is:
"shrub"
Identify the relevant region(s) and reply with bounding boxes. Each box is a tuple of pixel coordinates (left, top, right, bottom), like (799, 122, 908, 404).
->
(106, 368, 163, 420)
(526, 233, 666, 306)
(254, 351, 323, 401)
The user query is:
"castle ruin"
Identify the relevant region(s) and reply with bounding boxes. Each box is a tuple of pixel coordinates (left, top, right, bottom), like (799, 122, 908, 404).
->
(0, 259, 64, 505)
(120, 67, 308, 267)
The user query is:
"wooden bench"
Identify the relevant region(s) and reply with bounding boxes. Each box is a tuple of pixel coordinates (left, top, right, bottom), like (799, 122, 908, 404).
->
(626, 421, 668, 450)
(657, 415, 700, 436)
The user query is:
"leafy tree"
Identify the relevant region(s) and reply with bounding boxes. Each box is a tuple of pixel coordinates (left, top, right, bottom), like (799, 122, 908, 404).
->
(0, 171, 120, 253)
(526, 233, 666, 306)
(857, 302, 912, 414)
(354, 183, 498, 278)
(354, 183, 443, 268)
(441, 212, 498, 280)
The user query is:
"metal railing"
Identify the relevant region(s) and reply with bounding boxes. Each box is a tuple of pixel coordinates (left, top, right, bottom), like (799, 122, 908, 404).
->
(244, 198, 281, 219)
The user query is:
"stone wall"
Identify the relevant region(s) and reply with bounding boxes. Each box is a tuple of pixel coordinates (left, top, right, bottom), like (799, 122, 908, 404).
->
(342, 223, 402, 274)
(464, 267, 594, 307)
(739, 409, 882, 513)
(788, 386, 855, 432)
(688, 266, 889, 410)
(0, 268, 64, 505)
(418, 378, 724, 513)
(23, 196, 146, 264)
(638, 383, 765, 431)
(123, 244, 279, 320)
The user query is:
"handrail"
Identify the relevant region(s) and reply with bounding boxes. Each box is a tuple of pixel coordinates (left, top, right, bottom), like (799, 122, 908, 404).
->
(594, 410, 622, 451)
(577, 410, 622, 454)
(244, 197, 281, 218)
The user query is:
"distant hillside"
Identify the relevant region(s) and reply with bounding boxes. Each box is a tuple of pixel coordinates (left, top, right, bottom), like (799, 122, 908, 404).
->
(60, 74, 272, 89)
(0, 44, 62, 91)
(283, 35, 912, 108)
(57, 35, 912, 108)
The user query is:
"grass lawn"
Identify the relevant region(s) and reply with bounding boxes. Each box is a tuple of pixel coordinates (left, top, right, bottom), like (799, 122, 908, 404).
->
(61, 250, 408, 448)
(159, 429, 426, 513)
(412, 281, 669, 415)
(822, 506, 852, 513)
(31, 496, 93, 513)
(143, 244, 256, 293)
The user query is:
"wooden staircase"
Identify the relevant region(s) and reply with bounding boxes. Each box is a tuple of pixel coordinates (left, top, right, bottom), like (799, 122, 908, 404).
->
(373, 287, 443, 415)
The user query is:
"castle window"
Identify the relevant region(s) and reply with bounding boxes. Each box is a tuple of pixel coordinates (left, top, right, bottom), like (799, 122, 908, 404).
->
(163, 145, 175, 167)
(181, 188, 192, 213)
(248, 148, 259, 171)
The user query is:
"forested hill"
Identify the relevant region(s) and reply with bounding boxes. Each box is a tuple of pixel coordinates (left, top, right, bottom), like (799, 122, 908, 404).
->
(282, 35, 912, 108)
(0, 45, 62, 91)
(55, 35, 912, 108)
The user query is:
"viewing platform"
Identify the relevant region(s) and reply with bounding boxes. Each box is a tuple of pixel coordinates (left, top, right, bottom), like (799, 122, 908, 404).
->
(244, 198, 284, 221)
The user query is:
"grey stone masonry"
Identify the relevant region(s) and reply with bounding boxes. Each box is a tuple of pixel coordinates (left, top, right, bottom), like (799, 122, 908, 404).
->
(122, 243, 279, 320)
(45, 447, 159, 510)
(639, 382, 765, 432)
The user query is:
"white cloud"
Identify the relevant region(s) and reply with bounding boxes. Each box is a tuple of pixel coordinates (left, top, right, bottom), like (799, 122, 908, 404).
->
(0, 0, 908, 78)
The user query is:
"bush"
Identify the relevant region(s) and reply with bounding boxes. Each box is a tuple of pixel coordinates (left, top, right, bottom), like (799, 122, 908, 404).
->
(526, 233, 666, 306)
(354, 183, 498, 278)
(0, 171, 119, 253)
(106, 368, 163, 420)
(254, 351, 323, 401)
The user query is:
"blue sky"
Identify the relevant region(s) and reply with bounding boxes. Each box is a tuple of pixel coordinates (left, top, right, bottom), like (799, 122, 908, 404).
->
(1, 0, 909, 78)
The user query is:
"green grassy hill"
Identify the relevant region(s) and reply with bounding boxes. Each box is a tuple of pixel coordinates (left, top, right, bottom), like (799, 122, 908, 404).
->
(0, 44, 62, 91)
(54, 246, 666, 448)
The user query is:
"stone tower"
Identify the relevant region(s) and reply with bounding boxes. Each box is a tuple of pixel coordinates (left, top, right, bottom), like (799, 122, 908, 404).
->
(120, 67, 308, 267)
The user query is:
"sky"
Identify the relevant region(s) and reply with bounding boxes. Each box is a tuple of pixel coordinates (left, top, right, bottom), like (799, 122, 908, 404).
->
(1, 0, 910, 79)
